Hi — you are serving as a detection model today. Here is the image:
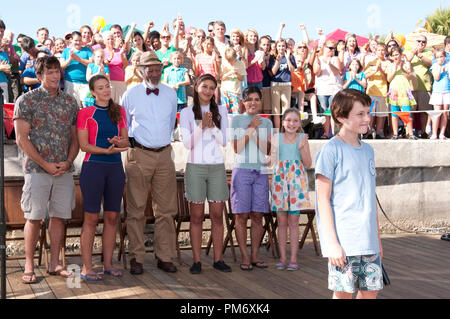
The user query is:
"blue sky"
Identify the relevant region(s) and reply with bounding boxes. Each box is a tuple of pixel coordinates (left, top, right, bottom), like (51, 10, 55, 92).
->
(0, 0, 448, 42)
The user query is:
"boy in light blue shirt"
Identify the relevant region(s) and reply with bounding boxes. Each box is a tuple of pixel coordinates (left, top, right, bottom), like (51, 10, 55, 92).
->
(315, 89, 383, 299)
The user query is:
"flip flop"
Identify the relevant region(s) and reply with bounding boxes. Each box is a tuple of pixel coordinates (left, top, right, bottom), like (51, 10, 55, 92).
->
(240, 263, 253, 271)
(22, 272, 37, 284)
(251, 261, 268, 269)
(48, 268, 74, 278)
(104, 269, 123, 277)
(80, 273, 103, 281)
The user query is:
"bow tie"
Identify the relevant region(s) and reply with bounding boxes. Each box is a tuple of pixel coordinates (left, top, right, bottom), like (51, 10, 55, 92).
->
(146, 87, 159, 96)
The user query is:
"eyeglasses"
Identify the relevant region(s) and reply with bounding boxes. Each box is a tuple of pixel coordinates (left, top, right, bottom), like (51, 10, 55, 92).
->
(327, 46, 336, 50)
(161, 36, 171, 39)
(298, 46, 307, 49)
(416, 40, 426, 44)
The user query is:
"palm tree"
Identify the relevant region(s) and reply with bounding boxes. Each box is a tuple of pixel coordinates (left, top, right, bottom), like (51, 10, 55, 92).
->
(421, 7, 450, 35)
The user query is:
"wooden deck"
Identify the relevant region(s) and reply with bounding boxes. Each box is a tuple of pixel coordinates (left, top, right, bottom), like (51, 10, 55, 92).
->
(4, 233, 450, 299)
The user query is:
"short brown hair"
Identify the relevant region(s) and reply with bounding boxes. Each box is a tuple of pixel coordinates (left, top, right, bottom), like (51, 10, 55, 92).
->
(35, 55, 61, 76)
(331, 89, 371, 127)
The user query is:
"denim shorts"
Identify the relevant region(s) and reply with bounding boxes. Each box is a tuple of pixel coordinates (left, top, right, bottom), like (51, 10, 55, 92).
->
(318, 95, 335, 112)
(328, 253, 383, 293)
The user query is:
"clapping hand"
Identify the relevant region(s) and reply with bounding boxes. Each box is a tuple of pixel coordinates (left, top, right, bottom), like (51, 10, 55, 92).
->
(201, 112, 213, 129)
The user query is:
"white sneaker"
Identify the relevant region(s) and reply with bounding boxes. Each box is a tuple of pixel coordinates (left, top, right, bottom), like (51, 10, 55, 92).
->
(425, 125, 432, 135)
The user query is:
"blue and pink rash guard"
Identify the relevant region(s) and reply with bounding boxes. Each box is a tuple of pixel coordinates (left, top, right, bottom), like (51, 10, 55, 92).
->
(77, 105, 127, 163)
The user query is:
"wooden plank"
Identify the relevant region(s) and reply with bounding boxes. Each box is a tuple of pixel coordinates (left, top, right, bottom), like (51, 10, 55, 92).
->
(6, 259, 33, 299)
(63, 255, 99, 299)
(17, 259, 56, 299)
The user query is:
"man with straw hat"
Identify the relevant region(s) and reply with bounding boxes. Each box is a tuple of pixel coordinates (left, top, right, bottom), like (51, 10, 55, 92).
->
(121, 51, 178, 274)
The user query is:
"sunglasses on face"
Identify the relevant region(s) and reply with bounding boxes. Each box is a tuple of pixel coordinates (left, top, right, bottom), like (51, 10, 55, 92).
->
(416, 40, 426, 44)
(208, 29, 213, 32)
(161, 36, 171, 39)
(298, 46, 307, 49)
(327, 46, 336, 50)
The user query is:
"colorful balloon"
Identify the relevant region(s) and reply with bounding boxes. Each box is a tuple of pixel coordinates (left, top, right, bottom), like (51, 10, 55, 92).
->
(92, 16, 106, 32)
(395, 34, 406, 47)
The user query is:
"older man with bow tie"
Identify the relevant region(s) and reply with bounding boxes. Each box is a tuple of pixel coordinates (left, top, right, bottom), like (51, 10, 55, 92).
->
(121, 51, 178, 274)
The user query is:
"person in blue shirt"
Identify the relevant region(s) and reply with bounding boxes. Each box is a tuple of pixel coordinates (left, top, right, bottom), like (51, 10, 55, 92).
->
(315, 89, 383, 299)
(60, 31, 93, 107)
(20, 51, 50, 92)
(342, 59, 367, 93)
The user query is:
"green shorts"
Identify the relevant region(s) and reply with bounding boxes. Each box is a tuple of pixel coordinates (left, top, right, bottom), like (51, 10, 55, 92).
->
(184, 163, 229, 203)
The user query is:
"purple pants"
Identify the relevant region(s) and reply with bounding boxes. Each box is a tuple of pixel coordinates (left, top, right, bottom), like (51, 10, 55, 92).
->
(230, 168, 270, 214)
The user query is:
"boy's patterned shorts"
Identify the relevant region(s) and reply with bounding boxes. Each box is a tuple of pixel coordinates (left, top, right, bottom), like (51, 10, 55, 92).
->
(328, 254, 383, 293)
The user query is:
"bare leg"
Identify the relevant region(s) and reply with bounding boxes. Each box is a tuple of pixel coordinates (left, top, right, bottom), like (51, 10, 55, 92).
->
(276, 213, 288, 264)
(208, 201, 225, 262)
(102, 211, 120, 271)
(189, 203, 205, 263)
(376, 116, 386, 136)
(24, 220, 41, 274)
(81, 212, 99, 275)
(235, 213, 250, 265)
(439, 105, 449, 137)
(356, 290, 379, 299)
(288, 214, 300, 264)
(333, 291, 353, 299)
(48, 217, 65, 271)
(392, 117, 399, 136)
(431, 105, 442, 138)
(249, 212, 264, 263)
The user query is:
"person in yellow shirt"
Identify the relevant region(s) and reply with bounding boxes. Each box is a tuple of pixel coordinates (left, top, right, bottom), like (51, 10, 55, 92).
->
(364, 43, 391, 138)
(406, 35, 433, 138)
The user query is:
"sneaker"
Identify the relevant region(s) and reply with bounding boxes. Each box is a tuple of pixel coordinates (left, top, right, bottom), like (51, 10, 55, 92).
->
(407, 134, 418, 140)
(425, 125, 432, 135)
(430, 134, 438, 140)
(213, 260, 232, 272)
(391, 135, 398, 140)
(286, 262, 299, 271)
(189, 262, 202, 274)
(275, 261, 286, 270)
(439, 135, 448, 140)
(375, 134, 384, 139)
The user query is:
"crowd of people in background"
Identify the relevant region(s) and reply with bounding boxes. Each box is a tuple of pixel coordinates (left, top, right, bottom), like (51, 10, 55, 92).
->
(1, 17, 449, 139)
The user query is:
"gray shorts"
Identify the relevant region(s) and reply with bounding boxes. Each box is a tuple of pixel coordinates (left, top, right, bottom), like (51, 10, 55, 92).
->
(21, 173, 75, 220)
(328, 254, 383, 293)
(184, 163, 229, 203)
(412, 91, 432, 111)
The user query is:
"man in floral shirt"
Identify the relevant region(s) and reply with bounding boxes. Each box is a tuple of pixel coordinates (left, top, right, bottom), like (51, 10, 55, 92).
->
(14, 55, 79, 284)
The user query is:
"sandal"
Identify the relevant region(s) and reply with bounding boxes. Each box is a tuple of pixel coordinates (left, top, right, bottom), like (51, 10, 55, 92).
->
(240, 263, 253, 271)
(22, 272, 37, 284)
(251, 261, 268, 269)
(287, 262, 299, 271)
(275, 261, 286, 270)
(80, 273, 103, 281)
(48, 268, 74, 278)
(104, 269, 122, 277)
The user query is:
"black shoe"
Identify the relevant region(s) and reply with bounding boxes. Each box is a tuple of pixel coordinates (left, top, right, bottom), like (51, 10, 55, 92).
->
(130, 258, 144, 275)
(213, 260, 232, 272)
(190, 262, 202, 274)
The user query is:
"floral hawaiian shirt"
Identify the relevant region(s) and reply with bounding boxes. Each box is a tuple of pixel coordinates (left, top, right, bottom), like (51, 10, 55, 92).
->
(13, 86, 79, 174)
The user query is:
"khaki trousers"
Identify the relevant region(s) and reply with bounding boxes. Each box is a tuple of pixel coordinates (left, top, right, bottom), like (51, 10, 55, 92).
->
(124, 146, 178, 263)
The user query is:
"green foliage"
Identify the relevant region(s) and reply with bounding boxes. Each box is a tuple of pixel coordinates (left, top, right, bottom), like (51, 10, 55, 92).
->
(423, 7, 450, 35)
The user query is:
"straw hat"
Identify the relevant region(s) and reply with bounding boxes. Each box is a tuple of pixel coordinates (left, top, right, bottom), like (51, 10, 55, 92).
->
(139, 51, 162, 67)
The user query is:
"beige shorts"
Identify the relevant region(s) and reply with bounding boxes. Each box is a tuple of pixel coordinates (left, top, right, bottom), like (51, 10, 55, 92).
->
(64, 81, 88, 108)
(262, 87, 272, 114)
(370, 96, 389, 118)
(271, 82, 291, 115)
(111, 80, 128, 104)
(21, 173, 75, 220)
(412, 91, 432, 111)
